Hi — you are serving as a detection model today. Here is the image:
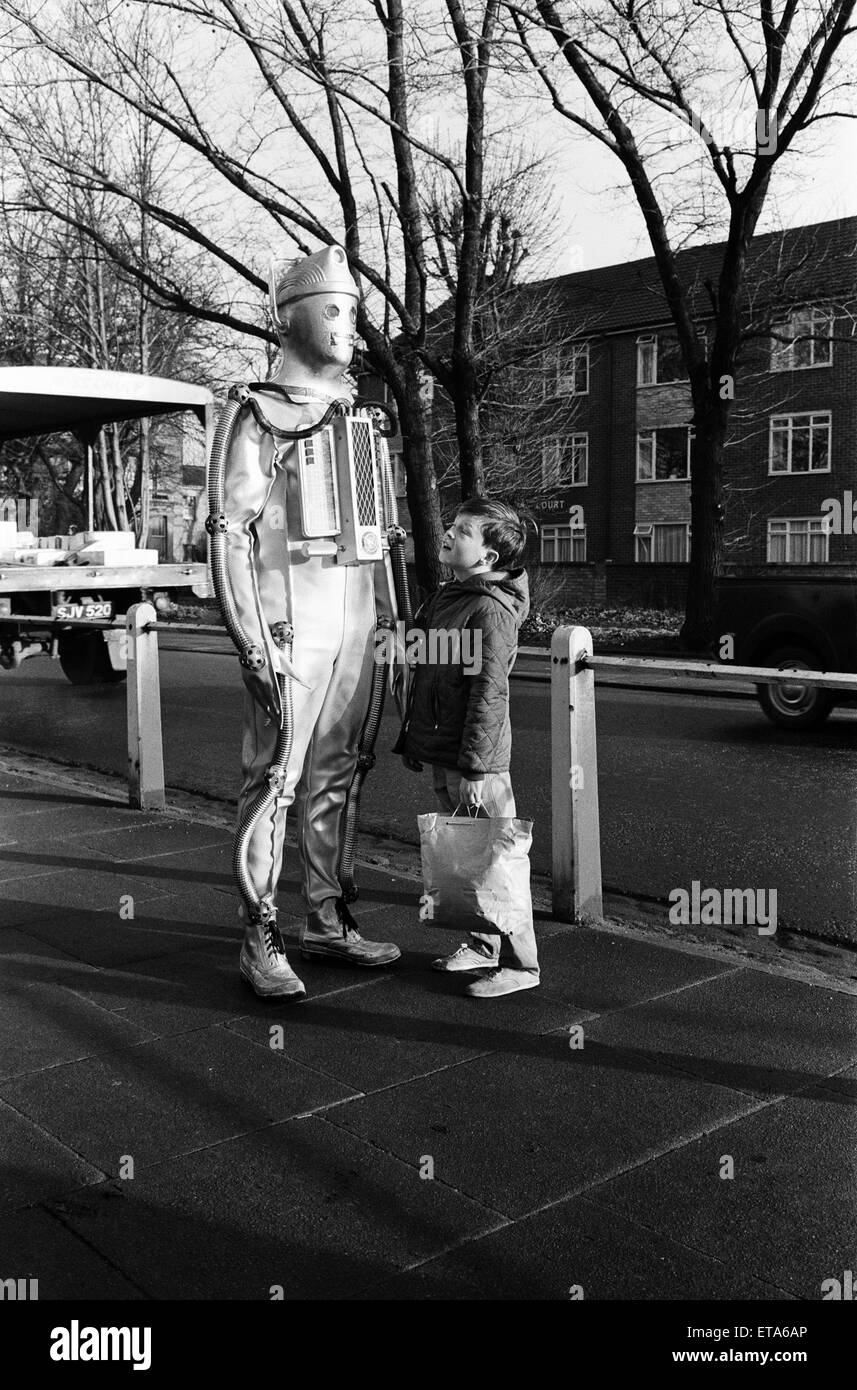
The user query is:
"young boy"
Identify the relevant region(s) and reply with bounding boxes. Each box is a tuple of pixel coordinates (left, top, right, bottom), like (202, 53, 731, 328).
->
(394, 496, 539, 998)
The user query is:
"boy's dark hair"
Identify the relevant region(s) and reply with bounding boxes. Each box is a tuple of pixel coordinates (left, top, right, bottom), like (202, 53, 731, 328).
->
(456, 495, 530, 569)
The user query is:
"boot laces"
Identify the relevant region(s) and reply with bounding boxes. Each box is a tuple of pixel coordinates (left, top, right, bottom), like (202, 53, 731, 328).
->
(336, 900, 363, 942)
(264, 924, 287, 960)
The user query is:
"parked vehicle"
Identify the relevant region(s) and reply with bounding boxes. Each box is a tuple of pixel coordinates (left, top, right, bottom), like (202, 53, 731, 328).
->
(0, 367, 211, 683)
(716, 572, 857, 728)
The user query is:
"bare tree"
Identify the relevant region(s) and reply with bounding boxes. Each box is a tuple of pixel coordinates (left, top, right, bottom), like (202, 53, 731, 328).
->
(509, 0, 857, 645)
(0, 0, 563, 593)
(422, 144, 595, 513)
(0, 4, 227, 533)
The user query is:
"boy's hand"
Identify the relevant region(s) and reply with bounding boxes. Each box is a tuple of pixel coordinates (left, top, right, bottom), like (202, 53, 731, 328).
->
(401, 755, 423, 772)
(459, 776, 484, 808)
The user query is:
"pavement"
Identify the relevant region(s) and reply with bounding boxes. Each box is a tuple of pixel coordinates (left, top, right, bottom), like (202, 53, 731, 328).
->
(1, 751, 855, 1303)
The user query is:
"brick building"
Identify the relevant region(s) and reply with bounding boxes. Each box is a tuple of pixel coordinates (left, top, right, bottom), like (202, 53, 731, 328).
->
(370, 215, 857, 609)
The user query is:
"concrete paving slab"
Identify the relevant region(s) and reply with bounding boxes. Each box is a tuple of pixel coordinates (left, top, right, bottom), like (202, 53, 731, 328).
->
(3, 903, 226, 969)
(0, 1097, 103, 1211)
(0, 1026, 360, 1174)
(0, 768, 58, 788)
(114, 840, 235, 890)
(0, 850, 80, 886)
(0, 1208, 145, 1299)
(811, 1061, 857, 1101)
(582, 968, 857, 1098)
(583, 1086, 857, 1299)
(323, 1040, 762, 1219)
(0, 893, 55, 930)
(49, 940, 377, 1039)
(1, 866, 176, 915)
(0, 926, 82, 968)
(356, 1192, 790, 1301)
(67, 819, 231, 864)
(226, 969, 583, 1092)
(48, 1117, 503, 1300)
(0, 976, 156, 1081)
(127, 884, 241, 931)
(0, 800, 165, 845)
(0, 778, 116, 817)
(2, 835, 229, 892)
(536, 927, 740, 1014)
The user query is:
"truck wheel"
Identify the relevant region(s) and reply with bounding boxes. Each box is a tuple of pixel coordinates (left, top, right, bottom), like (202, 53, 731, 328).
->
(756, 645, 832, 729)
(58, 632, 127, 685)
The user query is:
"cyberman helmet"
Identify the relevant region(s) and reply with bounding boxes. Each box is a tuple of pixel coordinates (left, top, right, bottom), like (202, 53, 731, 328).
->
(268, 244, 359, 329)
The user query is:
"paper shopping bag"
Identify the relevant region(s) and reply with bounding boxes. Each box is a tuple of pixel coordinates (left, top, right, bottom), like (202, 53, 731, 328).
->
(418, 805, 534, 936)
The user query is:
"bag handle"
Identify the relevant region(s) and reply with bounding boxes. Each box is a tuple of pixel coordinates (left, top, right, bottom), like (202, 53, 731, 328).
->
(450, 802, 490, 820)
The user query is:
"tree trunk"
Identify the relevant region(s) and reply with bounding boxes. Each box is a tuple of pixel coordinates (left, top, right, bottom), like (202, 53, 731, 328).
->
(110, 423, 130, 531)
(682, 413, 725, 650)
(136, 117, 152, 547)
(137, 418, 151, 547)
(96, 430, 120, 531)
(399, 361, 445, 598)
(453, 362, 485, 498)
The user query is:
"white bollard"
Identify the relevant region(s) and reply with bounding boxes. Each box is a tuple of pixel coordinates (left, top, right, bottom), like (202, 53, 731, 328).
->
(126, 603, 165, 811)
(550, 625, 603, 924)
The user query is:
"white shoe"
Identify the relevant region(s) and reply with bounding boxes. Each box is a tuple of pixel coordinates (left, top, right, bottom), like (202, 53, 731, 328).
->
(465, 968, 540, 998)
(240, 920, 306, 999)
(432, 942, 498, 972)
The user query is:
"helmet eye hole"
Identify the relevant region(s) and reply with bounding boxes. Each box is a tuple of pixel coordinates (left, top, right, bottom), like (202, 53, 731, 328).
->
(323, 303, 340, 320)
(349, 307, 357, 324)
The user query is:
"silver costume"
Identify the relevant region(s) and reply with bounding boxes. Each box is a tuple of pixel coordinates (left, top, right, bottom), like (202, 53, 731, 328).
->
(206, 246, 408, 998)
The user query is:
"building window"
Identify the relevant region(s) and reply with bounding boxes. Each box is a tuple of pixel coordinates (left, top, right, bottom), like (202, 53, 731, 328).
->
(637, 332, 687, 385)
(770, 306, 833, 370)
(542, 432, 589, 487)
(767, 517, 829, 564)
(541, 524, 586, 563)
(543, 343, 589, 397)
(769, 412, 831, 474)
(634, 522, 691, 563)
(636, 426, 693, 481)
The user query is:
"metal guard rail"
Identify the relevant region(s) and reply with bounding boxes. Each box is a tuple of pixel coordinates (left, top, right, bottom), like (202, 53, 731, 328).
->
(6, 612, 857, 692)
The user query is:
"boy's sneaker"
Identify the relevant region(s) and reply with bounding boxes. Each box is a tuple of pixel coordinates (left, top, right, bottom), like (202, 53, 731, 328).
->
(465, 968, 540, 998)
(432, 942, 498, 972)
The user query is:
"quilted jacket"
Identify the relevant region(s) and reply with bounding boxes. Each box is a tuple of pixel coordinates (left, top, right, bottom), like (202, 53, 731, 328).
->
(393, 568, 530, 776)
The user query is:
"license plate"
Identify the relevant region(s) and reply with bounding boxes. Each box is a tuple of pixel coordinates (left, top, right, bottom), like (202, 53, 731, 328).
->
(52, 600, 113, 621)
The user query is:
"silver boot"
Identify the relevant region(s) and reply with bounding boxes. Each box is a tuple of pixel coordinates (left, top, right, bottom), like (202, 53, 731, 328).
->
(240, 917, 306, 999)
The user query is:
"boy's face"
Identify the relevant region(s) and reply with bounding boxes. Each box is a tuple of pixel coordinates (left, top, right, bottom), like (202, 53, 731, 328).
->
(440, 512, 499, 576)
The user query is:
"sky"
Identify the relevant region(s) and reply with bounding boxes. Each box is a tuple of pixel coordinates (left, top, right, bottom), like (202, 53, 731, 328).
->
(149, 1, 857, 292)
(547, 117, 857, 277)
